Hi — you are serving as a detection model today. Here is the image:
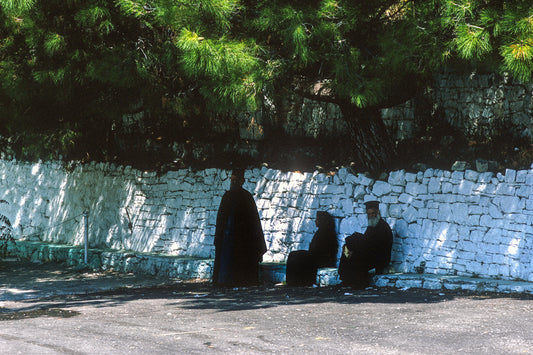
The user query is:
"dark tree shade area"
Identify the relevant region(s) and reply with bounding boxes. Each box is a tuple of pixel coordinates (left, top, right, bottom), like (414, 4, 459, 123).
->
(0, 0, 532, 172)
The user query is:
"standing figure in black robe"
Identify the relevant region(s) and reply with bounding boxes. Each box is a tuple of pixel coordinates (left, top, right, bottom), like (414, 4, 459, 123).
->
(338, 201, 393, 288)
(213, 168, 267, 287)
(285, 211, 338, 286)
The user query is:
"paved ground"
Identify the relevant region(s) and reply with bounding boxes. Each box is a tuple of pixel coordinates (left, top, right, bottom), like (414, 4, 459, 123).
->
(1, 260, 533, 354)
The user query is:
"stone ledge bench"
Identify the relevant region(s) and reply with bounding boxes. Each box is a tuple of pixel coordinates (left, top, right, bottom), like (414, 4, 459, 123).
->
(259, 263, 385, 287)
(8, 240, 214, 280)
(8, 242, 533, 295)
(259, 262, 533, 294)
(259, 262, 342, 286)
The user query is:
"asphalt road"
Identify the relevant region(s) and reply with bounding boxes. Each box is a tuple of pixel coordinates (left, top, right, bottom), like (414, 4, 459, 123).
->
(1, 261, 533, 354)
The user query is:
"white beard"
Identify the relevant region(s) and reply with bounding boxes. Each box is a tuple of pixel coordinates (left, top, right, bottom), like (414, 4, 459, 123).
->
(368, 215, 380, 227)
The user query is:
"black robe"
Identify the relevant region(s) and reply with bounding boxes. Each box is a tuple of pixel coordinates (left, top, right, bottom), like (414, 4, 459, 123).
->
(338, 218, 393, 284)
(213, 184, 266, 286)
(286, 227, 338, 286)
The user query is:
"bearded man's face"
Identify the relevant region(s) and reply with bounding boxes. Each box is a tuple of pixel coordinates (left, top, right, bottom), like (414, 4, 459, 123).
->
(367, 208, 380, 227)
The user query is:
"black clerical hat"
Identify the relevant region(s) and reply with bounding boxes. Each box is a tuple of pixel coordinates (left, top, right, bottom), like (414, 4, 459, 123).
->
(364, 200, 380, 210)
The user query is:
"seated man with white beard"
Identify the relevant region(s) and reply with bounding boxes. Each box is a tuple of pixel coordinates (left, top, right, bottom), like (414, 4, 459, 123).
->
(338, 201, 393, 288)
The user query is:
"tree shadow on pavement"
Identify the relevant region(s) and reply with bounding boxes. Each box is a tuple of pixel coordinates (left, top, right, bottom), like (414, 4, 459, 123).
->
(2, 259, 532, 319)
(169, 283, 458, 312)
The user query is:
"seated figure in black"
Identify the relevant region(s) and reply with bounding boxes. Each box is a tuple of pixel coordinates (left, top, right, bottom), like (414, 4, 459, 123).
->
(285, 211, 338, 286)
(338, 201, 393, 289)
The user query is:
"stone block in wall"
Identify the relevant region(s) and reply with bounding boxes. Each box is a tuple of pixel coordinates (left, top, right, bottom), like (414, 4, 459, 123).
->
(427, 177, 441, 194)
(495, 183, 516, 196)
(402, 206, 418, 224)
(467, 215, 480, 226)
(516, 170, 528, 183)
(338, 216, 360, 236)
(388, 170, 406, 186)
(478, 172, 494, 182)
(457, 180, 475, 195)
(353, 185, 366, 200)
(393, 219, 409, 239)
(525, 172, 533, 185)
(358, 174, 374, 186)
(488, 204, 503, 219)
(372, 181, 392, 196)
(405, 182, 427, 196)
(495, 196, 523, 214)
(388, 204, 403, 218)
(451, 203, 468, 224)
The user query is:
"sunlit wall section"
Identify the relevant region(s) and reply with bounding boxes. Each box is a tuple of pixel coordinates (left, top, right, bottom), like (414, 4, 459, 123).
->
(0, 159, 532, 282)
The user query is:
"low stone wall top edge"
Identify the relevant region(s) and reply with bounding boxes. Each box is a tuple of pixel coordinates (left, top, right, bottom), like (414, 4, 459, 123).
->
(13, 240, 214, 261)
(2, 158, 533, 184)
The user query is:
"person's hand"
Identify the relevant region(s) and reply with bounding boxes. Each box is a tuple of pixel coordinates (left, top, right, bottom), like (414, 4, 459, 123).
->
(343, 245, 352, 258)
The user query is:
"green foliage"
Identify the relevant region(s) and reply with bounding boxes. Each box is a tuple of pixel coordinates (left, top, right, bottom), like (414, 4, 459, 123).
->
(454, 25, 492, 60)
(441, 0, 533, 82)
(500, 39, 533, 83)
(0, 0, 532, 167)
(0, 0, 35, 14)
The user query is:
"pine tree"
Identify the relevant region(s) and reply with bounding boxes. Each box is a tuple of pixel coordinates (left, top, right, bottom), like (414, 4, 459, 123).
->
(233, 0, 533, 171)
(1, 0, 531, 170)
(0, 0, 265, 162)
(441, 0, 533, 83)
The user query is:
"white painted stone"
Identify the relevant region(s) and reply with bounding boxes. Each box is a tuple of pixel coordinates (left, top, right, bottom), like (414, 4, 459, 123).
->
(405, 182, 427, 196)
(457, 180, 475, 195)
(451, 203, 468, 224)
(488, 204, 503, 219)
(358, 174, 374, 186)
(464, 170, 480, 181)
(451, 171, 464, 180)
(496, 196, 523, 213)
(382, 195, 399, 204)
(478, 172, 494, 182)
(372, 181, 392, 196)
(339, 216, 361, 236)
(398, 193, 413, 204)
(416, 172, 424, 182)
(427, 209, 439, 220)
(405, 172, 417, 182)
(389, 204, 403, 218)
(3, 160, 533, 283)
(341, 198, 354, 215)
(442, 182, 453, 194)
(505, 169, 517, 183)
(352, 185, 366, 200)
(334, 168, 347, 182)
(516, 170, 528, 183)
(402, 206, 419, 224)
(393, 219, 409, 239)
(423, 279, 443, 290)
(345, 173, 359, 184)
(428, 177, 441, 194)
(525, 173, 533, 186)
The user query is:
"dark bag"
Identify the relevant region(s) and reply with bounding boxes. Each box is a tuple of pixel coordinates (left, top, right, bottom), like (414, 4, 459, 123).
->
(286, 250, 317, 286)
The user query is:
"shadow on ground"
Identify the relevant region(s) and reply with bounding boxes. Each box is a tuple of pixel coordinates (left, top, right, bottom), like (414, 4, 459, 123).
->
(1, 260, 532, 322)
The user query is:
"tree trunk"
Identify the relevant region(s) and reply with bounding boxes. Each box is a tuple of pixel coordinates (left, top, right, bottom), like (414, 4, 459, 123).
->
(340, 104, 397, 173)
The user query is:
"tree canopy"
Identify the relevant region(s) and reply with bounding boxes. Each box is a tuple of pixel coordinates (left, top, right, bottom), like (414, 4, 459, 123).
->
(0, 0, 532, 170)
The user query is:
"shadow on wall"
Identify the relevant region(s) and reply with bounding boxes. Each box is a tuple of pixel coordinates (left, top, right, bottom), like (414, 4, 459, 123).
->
(0, 162, 86, 244)
(252, 170, 327, 263)
(2, 160, 532, 282)
(1, 161, 224, 259)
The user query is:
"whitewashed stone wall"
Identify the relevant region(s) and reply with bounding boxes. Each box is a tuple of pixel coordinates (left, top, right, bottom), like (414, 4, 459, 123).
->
(0, 159, 532, 282)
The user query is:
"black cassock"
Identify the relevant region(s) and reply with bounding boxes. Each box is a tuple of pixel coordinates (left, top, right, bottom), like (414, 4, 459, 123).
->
(213, 184, 266, 286)
(286, 226, 338, 286)
(338, 218, 393, 284)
